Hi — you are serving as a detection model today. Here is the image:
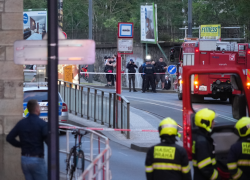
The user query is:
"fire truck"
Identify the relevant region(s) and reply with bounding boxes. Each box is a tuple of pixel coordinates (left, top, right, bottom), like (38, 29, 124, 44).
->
(177, 39, 250, 102)
(182, 65, 250, 179)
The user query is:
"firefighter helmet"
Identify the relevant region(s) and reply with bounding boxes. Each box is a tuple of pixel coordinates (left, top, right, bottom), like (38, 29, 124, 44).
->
(235, 117, 250, 137)
(158, 117, 180, 137)
(195, 108, 216, 132)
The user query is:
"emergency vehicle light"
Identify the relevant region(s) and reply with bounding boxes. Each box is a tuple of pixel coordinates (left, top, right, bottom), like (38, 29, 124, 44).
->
(194, 81, 198, 85)
(247, 50, 250, 54)
(195, 49, 199, 52)
(247, 82, 250, 86)
(180, 80, 183, 84)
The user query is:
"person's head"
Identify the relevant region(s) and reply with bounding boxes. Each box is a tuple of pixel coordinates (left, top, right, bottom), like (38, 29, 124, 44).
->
(104, 56, 108, 60)
(195, 108, 216, 132)
(111, 57, 115, 61)
(159, 57, 163, 62)
(130, 59, 134, 63)
(27, 99, 40, 116)
(108, 56, 111, 60)
(165, 76, 169, 80)
(235, 117, 250, 137)
(158, 117, 180, 138)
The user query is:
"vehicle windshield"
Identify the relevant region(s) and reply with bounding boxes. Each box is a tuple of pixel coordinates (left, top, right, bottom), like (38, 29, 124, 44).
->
(23, 90, 62, 102)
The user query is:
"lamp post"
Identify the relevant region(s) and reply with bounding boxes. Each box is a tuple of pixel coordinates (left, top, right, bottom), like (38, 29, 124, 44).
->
(188, 0, 192, 37)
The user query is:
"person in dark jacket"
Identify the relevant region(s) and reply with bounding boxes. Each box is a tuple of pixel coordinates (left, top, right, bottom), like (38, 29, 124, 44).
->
(6, 100, 48, 180)
(143, 60, 156, 93)
(164, 76, 171, 90)
(105, 57, 114, 87)
(227, 117, 250, 180)
(145, 117, 192, 180)
(126, 59, 138, 92)
(192, 108, 220, 180)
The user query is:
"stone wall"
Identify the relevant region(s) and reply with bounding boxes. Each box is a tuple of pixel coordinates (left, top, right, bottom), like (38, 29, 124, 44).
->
(0, 0, 24, 179)
(0, 0, 23, 135)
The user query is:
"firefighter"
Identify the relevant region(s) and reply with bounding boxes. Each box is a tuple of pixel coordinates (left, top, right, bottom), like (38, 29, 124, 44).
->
(143, 60, 156, 93)
(145, 118, 191, 180)
(192, 108, 220, 180)
(227, 117, 250, 180)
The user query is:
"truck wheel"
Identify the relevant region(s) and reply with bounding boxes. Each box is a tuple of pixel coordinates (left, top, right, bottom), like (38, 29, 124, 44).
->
(191, 95, 204, 103)
(220, 97, 227, 102)
(178, 92, 182, 100)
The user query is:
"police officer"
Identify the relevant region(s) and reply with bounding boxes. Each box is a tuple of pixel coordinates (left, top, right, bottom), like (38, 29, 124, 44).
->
(143, 60, 156, 93)
(145, 118, 192, 180)
(192, 108, 220, 180)
(227, 117, 250, 180)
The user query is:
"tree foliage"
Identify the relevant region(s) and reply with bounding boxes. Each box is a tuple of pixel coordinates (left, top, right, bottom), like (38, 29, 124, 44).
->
(23, 0, 250, 31)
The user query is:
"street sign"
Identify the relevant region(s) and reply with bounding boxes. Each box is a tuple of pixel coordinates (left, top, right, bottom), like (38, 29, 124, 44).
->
(14, 39, 95, 65)
(118, 22, 133, 38)
(117, 38, 133, 52)
(167, 65, 177, 74)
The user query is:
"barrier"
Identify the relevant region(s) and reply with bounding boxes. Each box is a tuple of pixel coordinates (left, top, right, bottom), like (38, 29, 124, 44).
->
(58, 80, 131, 139)
(59, 126, 183, 133)
(59, 123, 112, 180)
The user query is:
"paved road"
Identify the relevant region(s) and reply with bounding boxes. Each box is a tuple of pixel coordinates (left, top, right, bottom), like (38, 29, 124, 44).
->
(57, 90, 236, 179)
(121, 90, 236, 126)
(57, 133, 146, 180)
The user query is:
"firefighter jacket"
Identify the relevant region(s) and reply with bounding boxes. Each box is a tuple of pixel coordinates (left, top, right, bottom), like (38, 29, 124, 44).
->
(145, 137, 192, 180)
(192, 129, 220, 180)
(227, 137, 250, 180)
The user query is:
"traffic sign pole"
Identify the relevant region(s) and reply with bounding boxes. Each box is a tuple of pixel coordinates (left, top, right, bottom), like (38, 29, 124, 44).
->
(116, 53, 122, 95)
(48, 0, 59, 180)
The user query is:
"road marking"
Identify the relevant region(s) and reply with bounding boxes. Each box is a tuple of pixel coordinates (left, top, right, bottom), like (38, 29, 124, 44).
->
(126, 96, 236, 122)
(119, 152, 128, 156)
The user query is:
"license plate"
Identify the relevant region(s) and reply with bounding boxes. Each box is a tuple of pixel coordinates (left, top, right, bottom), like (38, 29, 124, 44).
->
(199, 85, 207, 91)
(41, 117, 48, 122)
(40, 106, 48, 111)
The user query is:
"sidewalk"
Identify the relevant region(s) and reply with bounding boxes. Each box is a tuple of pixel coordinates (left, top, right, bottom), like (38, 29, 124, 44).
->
(68, 106, 182, 153)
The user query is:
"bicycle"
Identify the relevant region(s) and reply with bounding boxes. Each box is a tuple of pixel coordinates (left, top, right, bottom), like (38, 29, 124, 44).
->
(66, 130, 88, 180)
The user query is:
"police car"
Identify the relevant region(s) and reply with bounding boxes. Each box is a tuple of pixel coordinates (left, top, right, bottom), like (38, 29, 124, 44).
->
(23, 86, 68, 122)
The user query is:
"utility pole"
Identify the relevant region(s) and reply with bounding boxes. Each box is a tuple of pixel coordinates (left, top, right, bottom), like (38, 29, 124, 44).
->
(188, 0, 192, 37)
(88, 0, 94, 83)
(48, 0, 59, 180)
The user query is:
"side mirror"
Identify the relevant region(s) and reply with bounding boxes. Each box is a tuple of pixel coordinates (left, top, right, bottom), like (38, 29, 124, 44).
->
(232, 95, 246, 120)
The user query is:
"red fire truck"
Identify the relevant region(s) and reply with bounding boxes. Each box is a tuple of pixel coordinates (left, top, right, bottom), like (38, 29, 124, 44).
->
(177, 39, 250, 102)
(182, 65, 250, 179)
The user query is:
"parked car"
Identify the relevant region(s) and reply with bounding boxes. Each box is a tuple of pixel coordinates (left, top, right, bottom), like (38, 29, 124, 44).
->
(23, 86, 68, 122)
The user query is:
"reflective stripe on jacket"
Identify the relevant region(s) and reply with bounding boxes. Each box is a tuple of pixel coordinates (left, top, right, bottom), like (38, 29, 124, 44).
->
(192, 129, 220, 180)
(145, 140, 191, 180)
(227, 138, 250, 180)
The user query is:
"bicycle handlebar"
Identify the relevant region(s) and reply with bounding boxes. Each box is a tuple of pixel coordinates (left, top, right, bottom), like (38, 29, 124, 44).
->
(71, 130, 88, 136)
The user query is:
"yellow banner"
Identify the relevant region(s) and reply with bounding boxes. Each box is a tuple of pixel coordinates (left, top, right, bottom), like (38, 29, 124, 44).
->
(200, 24, 221, 39)
(154, 146, 176, 160)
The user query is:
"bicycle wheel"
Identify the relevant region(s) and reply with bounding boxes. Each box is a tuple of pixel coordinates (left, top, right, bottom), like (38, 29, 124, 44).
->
(66, 147, 77, 180)
(75, 150, 85, 178)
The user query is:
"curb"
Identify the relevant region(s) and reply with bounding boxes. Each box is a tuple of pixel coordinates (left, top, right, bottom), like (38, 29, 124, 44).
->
(131, 143, 153, 153)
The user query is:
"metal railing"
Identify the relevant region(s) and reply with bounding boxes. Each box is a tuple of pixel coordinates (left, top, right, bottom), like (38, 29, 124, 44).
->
(58, 80, 130, 139)
(59, 123, 112, 180)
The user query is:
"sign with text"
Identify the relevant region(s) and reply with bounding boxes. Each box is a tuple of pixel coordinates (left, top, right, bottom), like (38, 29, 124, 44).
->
(14, 39, 96, 65)
(117, 38, 133, 52)
(118, 22, 133, 38)
(200, 24, 221, 40)
(140, 3, 158, 44)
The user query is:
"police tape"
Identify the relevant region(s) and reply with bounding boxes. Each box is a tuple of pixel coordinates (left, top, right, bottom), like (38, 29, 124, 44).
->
(80, 72, 167, 75)
(59, 126, 183, 133)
